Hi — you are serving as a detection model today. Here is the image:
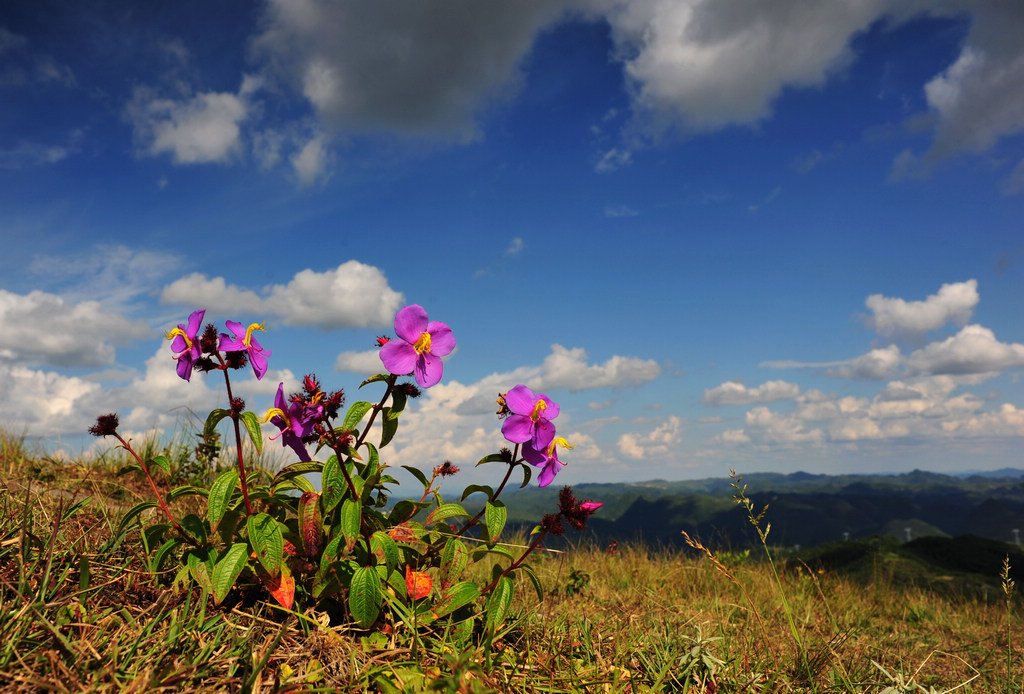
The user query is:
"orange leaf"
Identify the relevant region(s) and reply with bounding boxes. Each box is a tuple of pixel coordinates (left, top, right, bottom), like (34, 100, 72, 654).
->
(405, 565, 432, 600)
(257, 562, 295, 609)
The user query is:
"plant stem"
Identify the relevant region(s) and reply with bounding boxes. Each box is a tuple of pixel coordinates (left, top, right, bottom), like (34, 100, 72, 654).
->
(220, 367, 255, 516)
(114, 433, 184, 535)
(454, 452, 519, 540)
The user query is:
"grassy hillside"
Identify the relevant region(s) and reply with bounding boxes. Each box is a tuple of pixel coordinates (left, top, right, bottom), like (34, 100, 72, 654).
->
(1, 432, 1021, 692)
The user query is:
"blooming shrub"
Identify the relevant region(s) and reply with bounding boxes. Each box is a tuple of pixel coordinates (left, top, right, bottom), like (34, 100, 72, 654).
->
(93, 304, 600, 640)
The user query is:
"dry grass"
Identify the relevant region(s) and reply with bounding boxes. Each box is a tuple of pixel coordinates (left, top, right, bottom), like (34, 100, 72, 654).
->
(1, 433, 1020, 692)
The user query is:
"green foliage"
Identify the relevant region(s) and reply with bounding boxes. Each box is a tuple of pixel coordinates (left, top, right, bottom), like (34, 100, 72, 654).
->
(93, 311, 600, 653)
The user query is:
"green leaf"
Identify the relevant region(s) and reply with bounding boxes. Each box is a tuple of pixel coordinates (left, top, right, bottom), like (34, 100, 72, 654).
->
(149, 455, 171, 477)
(117, 501, 158, 534)
(483, 501, 507, 546)
(476, 452, 508, 466)
(401, 465, 431, 489)
(425, 503, 469, 527)
(472, 545, 515, 562)
(380, 410, 398, 448)
(180, 513, 208, 543)
(186, 550, 214, 594)
(208, 468, 239, 532)
(115, 463, 142, 476)
(434, 581, 480, 617)
(246, 512, 283, 579)
(388, 499, 428, 526)
(239, 411, 263, 455)
(167, 485, 207, 502)
(485, 575, 514, 630)
(519, 563, 544, 602)
(343, 401, 374, 431)
(204, 408, 231, 440)
(152, 537, 182, 573)
(388, 389, 407, 418)
(321, 456, 345, 512)
(461, 484, 494, 502)
(359, 373, 391, 388)
(349, 566, 382, 628)
(271, 460, 324, 488)
(519, 465, 532, 488)
(212, 543, 249, 605)
(340, 499, 361, 553)
(369, 531, 400, 572)
(439, 538, 469, 587)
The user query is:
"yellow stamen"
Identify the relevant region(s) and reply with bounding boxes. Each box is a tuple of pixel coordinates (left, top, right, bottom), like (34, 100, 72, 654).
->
(413, 331, 432, 355)
(164, 326, 191, 347)
(552, 437, 574, 451)
(260, 407, 286, 424)
(243, 322, 266, 348)
(530, 399, 547, 422)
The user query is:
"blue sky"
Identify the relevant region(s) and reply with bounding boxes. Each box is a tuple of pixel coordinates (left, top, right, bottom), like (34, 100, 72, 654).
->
(2, 1, 1023, 488)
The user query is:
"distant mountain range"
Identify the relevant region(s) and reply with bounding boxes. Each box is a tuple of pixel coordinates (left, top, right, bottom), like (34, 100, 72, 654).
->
(483, 469, 1024, 550)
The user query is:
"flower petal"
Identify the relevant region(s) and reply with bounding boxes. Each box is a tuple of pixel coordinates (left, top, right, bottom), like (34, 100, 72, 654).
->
(415, 353, 443, 388)
(176, 355, 193, 381)
(380, 340, 418, 375)
(186, 309, 206, 337)
(521, 443, 547, 465)
(393, 305, 428, 344)
(426, 321, 456, 356)
(537, 461, 559, 487)
(538, 395, 559, 420)
(532, 419, 556, 451)
(501, 414, 534, 444)
(250, 349, 270, 380)
(504, 385, 537, 415)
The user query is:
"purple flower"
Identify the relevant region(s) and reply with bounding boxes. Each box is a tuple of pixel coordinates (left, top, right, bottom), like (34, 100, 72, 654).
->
(580, 501, 603, 514)
(262, 383, 313, 462)
(165, 309, 205, 382)
(500, 385, 559, 451)
(220, 320, 271, 380)
(522, 436, 573, 487)
(379, 305, 455, 388)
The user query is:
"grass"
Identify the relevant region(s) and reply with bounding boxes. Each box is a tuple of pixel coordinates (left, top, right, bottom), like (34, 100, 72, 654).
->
(1, 431, 1021, 692)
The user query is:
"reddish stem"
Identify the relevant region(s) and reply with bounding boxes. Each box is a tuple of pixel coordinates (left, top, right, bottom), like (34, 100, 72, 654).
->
(114, 433, 185, 535)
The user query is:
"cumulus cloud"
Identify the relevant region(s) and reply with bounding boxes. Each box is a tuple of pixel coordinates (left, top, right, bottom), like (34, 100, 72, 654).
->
(702, 379, 800, 405)
(0, 290, 153, 368)
(825, 345, 903, 380)
(126, 83, 251, 164)
(905, 324, 1024, 375)
(335, 349, 384, 374)
(252, 0, 573, 139)
(535, 345, 661, 391)
(161, 260, 404, 329)
(891, 4, 1024, 186)
(600, 0, 896, 134)
(618, 416, 682, 459)
(863, 280, 978, 342)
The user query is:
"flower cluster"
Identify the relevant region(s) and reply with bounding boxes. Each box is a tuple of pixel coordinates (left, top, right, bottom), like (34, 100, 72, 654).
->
(497, 384, 572, 487)
(540, 486, 603, 536)
(263, 374, 345, 462)
(164, 310, 272, 382)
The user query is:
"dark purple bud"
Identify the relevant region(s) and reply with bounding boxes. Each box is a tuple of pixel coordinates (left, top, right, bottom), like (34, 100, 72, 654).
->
(88, 413, 119, 437)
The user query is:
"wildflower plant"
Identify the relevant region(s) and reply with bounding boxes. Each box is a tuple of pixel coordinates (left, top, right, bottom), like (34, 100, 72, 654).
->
(92, 303, 600, 642)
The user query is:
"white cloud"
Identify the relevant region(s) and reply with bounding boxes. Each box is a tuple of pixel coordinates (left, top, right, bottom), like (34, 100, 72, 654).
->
(905, 324, 1024, 375)
(0, 289, 153, 368)
(595, 147, 632, 172)
(825, 345, 903, 380)
(863, 280, 978, 342)
(600, 0, 895, 134)
(335, 349, 384, 374)
(702, 379, 800, 405)
(505, 237, 524, 256)
(161, 260, 404, 329)
(618, 416, 682, 459)
(127, 85, 250, 164)
(291, 132, 333, 185)
(534, 344, 661, 391)
(253, 0, 572, 139)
